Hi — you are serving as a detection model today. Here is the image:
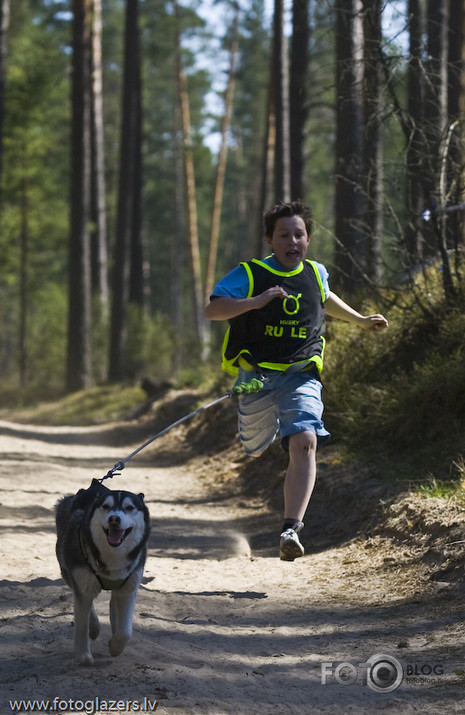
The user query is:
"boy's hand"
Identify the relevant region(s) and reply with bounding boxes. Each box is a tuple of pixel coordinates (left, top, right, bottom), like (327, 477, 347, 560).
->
(324, 293, 388, 331)
(253, 285, 289, 309)
(359, 314, 389, 331)
(204, 285, 289, 321)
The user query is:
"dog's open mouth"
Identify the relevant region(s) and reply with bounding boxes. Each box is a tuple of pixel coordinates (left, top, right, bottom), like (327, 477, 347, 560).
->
(104, 527, 133, 547)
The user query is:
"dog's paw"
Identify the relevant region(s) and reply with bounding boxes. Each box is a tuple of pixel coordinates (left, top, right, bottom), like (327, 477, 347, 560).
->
(75, 651, 94, 666)
(108, 634, 130, 657)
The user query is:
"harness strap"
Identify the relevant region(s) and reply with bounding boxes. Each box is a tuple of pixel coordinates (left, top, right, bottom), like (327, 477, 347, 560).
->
(79, 528, 131, 591)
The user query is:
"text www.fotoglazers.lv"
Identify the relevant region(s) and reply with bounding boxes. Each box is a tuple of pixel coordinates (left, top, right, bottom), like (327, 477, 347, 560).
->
(8, 696, 158, 713)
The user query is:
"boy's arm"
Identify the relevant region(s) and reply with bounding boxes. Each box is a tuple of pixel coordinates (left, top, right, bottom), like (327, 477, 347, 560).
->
(325, 292, 388, 330)
(204, 285, 289, 321)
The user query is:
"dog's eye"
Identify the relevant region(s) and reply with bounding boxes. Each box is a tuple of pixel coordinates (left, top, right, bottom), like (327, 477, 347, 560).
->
(125, 505, 134, 512)
(101, 503, 111, 511)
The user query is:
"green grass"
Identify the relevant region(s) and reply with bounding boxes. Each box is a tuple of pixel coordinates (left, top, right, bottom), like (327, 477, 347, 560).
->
(416, 457, 465, 503)
(0, 384, 148, 425)
(417, 476, 465, 501)
(0, 365, 231, 426)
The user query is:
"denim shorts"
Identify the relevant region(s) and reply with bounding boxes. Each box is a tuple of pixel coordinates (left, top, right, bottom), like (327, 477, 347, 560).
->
(235, 368, 330, 456)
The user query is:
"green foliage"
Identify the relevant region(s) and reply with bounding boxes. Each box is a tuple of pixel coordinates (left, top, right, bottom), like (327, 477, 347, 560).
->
(0, 282, 67, 398)
(24, 283, 68, 391)
(2, 7, 70, 283)
(324, 273, 465, 482)
(175, 361, 230, 393)
(0, 0, 71, 395)
(125, 305, 176, 381)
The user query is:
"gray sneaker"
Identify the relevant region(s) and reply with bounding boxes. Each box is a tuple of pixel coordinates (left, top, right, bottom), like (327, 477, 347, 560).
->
(279, 527, 304, 561)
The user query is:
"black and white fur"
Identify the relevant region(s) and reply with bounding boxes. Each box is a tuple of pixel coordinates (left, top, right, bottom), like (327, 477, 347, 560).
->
(55, 479, 150, 665)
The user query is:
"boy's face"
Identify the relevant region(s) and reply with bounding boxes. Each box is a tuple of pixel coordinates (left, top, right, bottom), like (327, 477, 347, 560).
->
(266, 216, 310, 269)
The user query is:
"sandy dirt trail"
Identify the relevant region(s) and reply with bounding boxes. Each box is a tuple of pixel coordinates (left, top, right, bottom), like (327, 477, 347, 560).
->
(0, 417, 464, 714)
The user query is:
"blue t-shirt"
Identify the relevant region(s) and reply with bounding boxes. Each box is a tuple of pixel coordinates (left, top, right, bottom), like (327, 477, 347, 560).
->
(212, 255, 330, 300)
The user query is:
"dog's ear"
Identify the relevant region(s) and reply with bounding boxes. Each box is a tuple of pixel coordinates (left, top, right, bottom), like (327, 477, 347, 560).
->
(72, 479, 110, 511)
(137, 493, 145, 501)
(90, 478, 110, 492)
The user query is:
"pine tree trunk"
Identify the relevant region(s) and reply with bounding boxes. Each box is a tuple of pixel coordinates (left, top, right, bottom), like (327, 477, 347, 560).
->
(425, 0, 455, 299)
(108, 0, 142, 381)
(255, 78, 276, 257)
(174, 0, 207, 359)
(19, 175, 28, 387)
(273, 0, 291, 202)
(205, 6, 239, 303)
(362, 0, 383, 283)
(334, 0, 365, 294)
(290, 0, 310, 200)
(446, 0, 465, 261)
(90, 0, 108, 307)
(67, 0, 93, 392)
(0, 0, 10, 213)
(423, 0, 449, 242)
(128, 27, 144, 310)
(171, 101, 185, 373)
(405, 0, 425, 264)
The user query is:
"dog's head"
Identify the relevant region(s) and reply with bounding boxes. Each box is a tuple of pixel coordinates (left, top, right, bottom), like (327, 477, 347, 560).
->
(87, 487, 150, 555)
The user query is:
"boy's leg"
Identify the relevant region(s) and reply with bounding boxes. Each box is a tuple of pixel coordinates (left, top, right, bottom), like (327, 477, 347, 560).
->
(284, 430, 317, 522)
(237, 371, 327, 559)
(277, 373, 329, 560)
(279, 430, 317, 561)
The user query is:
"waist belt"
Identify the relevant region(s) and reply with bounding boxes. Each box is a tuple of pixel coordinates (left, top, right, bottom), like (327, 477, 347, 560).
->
(260, 360, 320, 379)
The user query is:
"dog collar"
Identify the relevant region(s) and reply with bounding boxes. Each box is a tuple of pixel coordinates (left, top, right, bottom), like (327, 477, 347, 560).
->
(79, 528, 131, 591)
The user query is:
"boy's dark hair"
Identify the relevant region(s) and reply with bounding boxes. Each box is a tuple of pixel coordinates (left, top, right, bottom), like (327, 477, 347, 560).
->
(263, 200, 313, 238)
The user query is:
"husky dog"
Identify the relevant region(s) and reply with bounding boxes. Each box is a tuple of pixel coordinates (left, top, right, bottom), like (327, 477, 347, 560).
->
(55, 479, 150, 665)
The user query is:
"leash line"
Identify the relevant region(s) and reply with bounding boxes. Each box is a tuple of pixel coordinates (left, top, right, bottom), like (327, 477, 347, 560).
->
(98, 378, 264, 483)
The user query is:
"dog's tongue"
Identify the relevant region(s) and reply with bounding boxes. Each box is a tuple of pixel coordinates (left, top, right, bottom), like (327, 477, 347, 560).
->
(107, 529, 125, 546)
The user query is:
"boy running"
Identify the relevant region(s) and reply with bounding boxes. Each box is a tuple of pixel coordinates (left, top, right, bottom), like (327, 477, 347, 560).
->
(204, 200, 388, 560)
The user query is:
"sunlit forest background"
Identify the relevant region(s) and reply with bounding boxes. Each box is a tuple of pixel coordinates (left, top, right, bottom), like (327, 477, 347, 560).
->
(0, 0, 464, 398)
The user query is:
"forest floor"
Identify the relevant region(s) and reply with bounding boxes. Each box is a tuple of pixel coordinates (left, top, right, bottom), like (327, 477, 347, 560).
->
(1, 389, 465, 714)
